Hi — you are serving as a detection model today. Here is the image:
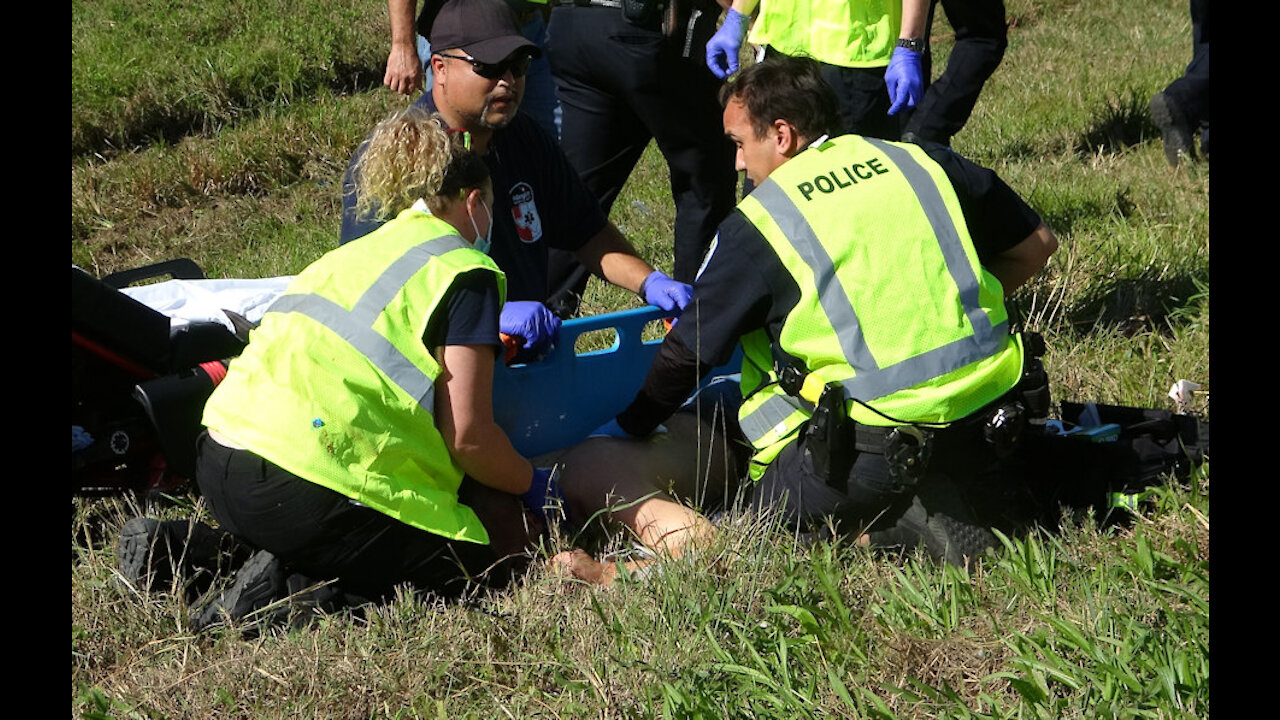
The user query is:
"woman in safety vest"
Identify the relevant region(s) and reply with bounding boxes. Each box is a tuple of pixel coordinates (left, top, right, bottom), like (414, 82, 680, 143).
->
(189, 107, 561, 629)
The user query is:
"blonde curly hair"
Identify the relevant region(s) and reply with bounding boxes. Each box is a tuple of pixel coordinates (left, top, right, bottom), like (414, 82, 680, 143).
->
(351, 106, 488, 222)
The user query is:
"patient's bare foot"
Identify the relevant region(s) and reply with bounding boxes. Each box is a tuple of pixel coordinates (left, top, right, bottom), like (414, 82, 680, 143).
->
(550, 549, 618, 586)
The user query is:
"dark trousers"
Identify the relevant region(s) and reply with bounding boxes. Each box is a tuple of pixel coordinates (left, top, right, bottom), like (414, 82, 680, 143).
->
(761, 46, 903, 141)
(817, 63, 903, 141)
(195, 433, 533, 601)
(1162, 0, 1210, 152)
(751, 423, 999, 533)
(547, 6, 737, 283)
(903, 0, 1008, 144)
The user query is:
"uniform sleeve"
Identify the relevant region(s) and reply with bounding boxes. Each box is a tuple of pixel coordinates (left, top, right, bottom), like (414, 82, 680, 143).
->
(923, 143, 1044, 261)
(616, 332, 710, 435)
(424, 269, 503, 350)
(671, 211, 776, 367)
(616, 211, 775, 435)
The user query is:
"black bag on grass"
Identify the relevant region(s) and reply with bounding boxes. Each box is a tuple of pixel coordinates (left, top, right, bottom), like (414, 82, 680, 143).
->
(1007, 401, 1207, 517)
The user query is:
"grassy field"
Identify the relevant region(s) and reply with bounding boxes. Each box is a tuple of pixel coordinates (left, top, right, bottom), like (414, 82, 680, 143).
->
(72, 0, 1209, 717)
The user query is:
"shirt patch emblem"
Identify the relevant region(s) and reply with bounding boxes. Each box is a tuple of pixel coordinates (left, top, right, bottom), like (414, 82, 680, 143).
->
(509, 182, 543, 244)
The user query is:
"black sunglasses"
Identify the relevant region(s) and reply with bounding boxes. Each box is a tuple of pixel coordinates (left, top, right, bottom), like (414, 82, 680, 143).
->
(435, 52, 532, 80)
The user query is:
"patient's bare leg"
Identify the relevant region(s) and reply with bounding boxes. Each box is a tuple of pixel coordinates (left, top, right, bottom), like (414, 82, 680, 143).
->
(534, 413, 744, 585)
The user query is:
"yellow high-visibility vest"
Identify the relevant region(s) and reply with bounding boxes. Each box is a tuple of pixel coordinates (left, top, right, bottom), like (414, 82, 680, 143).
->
(204, 209, 506, 544)
(735, 135, 1024, 479)
(749, 0, 901, 68)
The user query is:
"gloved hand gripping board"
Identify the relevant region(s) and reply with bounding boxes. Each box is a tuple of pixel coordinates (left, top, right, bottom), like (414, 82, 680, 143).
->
(492, 305, 742, 457)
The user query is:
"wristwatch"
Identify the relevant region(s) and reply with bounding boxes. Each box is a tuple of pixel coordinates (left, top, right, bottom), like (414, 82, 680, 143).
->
(896, 37, 927, 53)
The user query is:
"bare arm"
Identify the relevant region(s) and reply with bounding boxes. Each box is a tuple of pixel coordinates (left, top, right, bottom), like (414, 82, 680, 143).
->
(572, 223, 656, 295)
(900, 0, 930, 39)
(385, 0, 424, 96)
(435, 344, 533, 495)
(985, 223, 1058, 293)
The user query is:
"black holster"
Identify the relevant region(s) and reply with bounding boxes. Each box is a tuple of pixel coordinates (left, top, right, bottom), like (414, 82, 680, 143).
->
(624, 0, 715, 36)
(802, 382, 856, 489)
(798, 380, 934, 495)
(979, 333, 1051, 458)
(621, 0, 665, 27)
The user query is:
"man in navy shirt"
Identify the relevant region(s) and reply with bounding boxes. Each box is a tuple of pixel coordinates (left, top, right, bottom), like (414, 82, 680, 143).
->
(341, 0, 692, 357)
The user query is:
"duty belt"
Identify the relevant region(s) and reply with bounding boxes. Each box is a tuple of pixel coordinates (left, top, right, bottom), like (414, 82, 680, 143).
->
(779, 366, 936, 493)
(850, 423, 919, 454)
(553, 0, 623, 7)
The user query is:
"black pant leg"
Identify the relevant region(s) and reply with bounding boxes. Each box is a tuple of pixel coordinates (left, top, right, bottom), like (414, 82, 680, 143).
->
(762, 43, 901, 141)
(904, 0, 1008, 144)
(548, 6, 736, 284)
(817, 61, 902, 140)
(548, 8, 653, 216)
(751, 437, 901, 533)
(1163, 0, 1209, 131)
(750, 419, 1005, 535)
(545, 7, 652, 310)
(641, 9, 737, 282)
(195, 433, 514, 601)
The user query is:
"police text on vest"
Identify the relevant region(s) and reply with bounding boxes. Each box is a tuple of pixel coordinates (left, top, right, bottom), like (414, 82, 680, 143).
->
(796, 158, 890, 201)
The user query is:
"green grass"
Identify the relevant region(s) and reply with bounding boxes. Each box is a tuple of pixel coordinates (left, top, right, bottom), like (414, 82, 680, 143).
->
(74, 481, 1209, 717)
(72, 0, 1209, 716)
(71, 0, 387, 158)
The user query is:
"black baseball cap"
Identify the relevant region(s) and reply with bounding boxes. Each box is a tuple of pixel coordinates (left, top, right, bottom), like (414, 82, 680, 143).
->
(425, 0, 541, 64)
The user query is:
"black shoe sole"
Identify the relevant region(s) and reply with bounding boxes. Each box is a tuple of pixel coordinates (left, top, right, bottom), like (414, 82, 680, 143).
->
(117, 517, 170, 592)
(866, 481, 996, 567)
(1150, 92, 1196, 167)
(189, 549, 285, 633)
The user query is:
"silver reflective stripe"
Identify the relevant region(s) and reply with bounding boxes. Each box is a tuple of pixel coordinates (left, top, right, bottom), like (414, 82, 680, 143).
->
(751, 180, 880, 372)
(739, 392, 806, 446)
(683, 9, 701, 57)
(842, 319, 1008, 401)
(864, 138, 997, 348)
(268, 294, 437, 411)
(352, 235, 469, 320)
(265, 234, 464, 411)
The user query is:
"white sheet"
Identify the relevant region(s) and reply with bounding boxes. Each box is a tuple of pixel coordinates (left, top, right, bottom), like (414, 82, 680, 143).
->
(119, 277, 293, 333)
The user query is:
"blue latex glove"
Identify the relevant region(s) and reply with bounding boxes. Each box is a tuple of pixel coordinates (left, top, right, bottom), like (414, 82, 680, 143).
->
(640, 271, 693, 313)
(885, 46, 925, 116)
(499, 301, 561, 357)
(521, 466, 565, 525)
(706, 8, 750, 80)
(589, 418, 666, 439)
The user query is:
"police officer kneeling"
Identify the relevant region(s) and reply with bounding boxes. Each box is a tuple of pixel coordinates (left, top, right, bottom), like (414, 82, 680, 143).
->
(600, 55, 1059, 566)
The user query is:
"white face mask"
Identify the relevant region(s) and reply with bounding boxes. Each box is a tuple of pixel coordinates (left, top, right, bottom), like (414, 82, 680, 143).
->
(468, 198, 493, 255)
